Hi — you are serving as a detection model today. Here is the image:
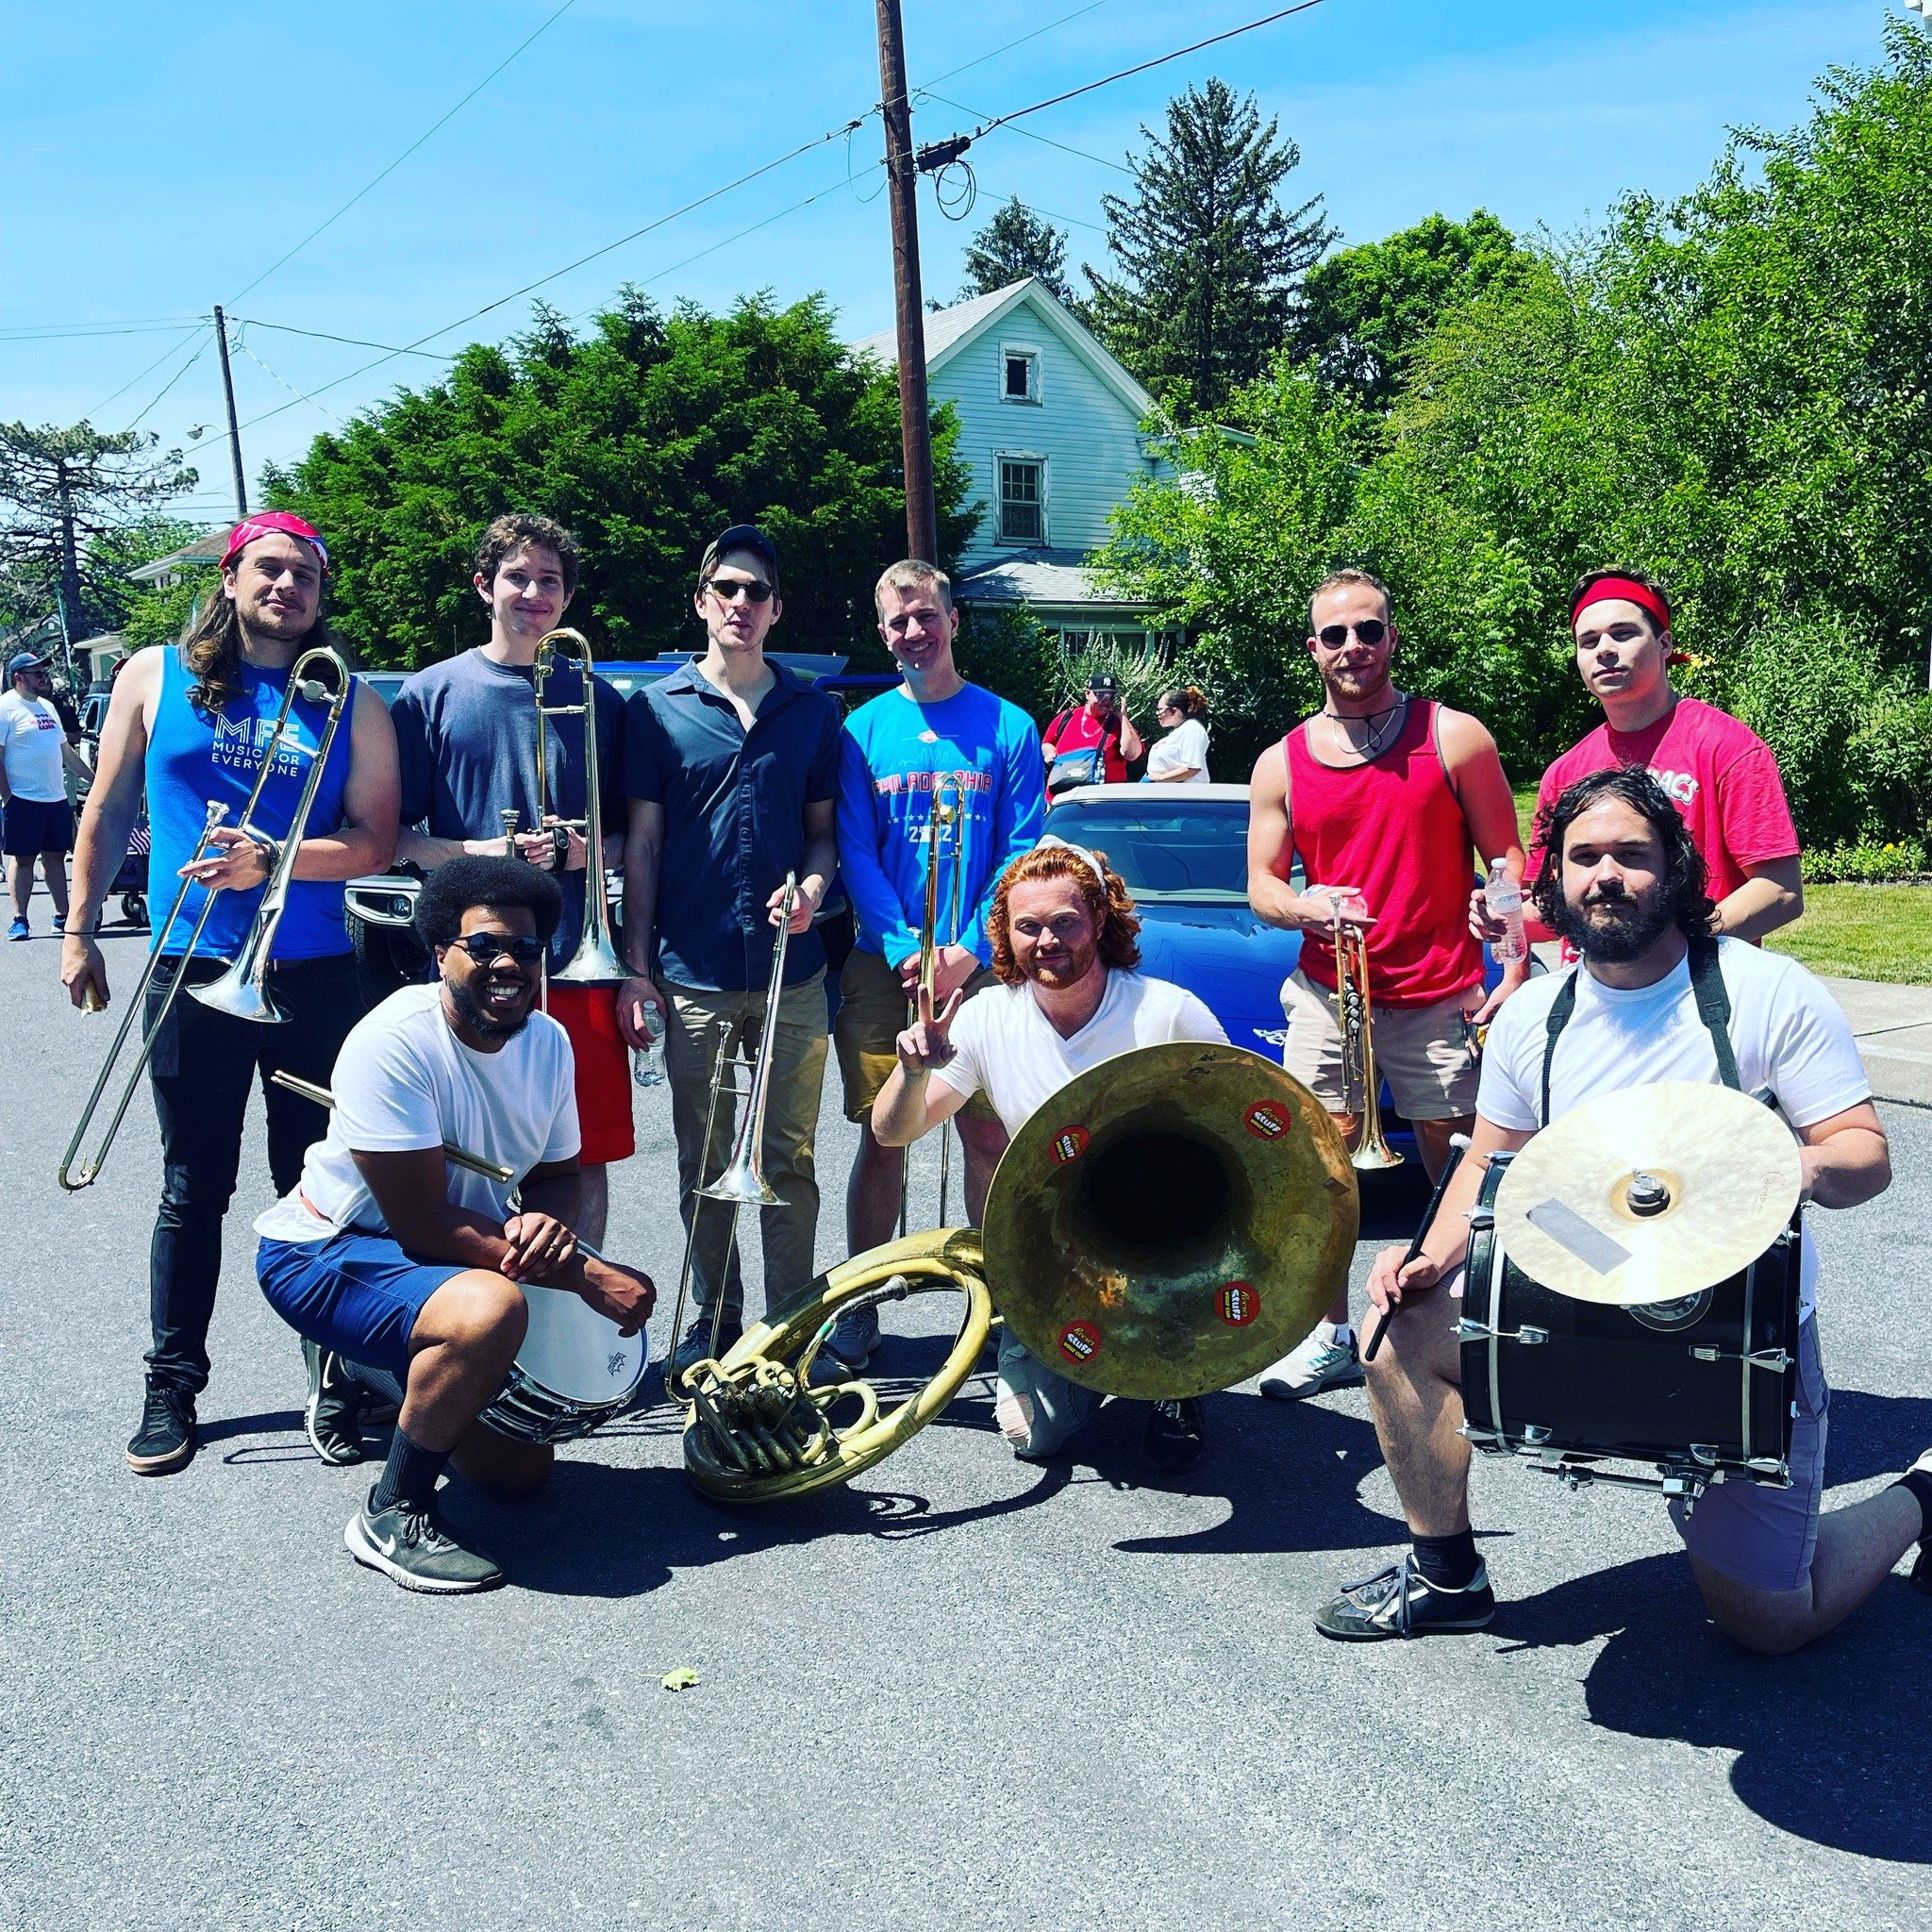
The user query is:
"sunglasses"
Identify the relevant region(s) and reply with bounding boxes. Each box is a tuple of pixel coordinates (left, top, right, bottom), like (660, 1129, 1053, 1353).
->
(1316, 620, 1389, 648)
(707, 575, 774, 605)
(449, 933, 546, 966)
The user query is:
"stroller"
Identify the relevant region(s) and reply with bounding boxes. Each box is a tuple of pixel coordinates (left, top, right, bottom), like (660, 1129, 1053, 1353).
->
(109, 808, 150, 928)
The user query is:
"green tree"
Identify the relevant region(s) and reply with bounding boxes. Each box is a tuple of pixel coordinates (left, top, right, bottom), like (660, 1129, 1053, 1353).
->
(0, 424, 196, 642)
(959, 197, 1073, 304)
(1296, 209, 1534, 410)
(1084, 79, 1335, 414)
(269, 291, 977, 670)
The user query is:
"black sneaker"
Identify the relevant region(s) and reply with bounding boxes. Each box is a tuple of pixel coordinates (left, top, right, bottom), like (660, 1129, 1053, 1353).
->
(344, 1490, 503, 1594)
(1911, 1546, 1931, 1599)
(1141, 1396, 1205, 1474)
(303, 1339, 367, 1466)
(126, 1381, 197, 1475)
(1314, 1553, 1496, 1641)
(670, 1314, 742, 1388)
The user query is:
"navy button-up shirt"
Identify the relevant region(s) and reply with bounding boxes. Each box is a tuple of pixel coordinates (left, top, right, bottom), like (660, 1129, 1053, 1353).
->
(625, 658, 842, 992)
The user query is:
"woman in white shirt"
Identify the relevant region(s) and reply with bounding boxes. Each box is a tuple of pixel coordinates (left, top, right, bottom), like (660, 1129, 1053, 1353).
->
(1143, 686, 1210, 785)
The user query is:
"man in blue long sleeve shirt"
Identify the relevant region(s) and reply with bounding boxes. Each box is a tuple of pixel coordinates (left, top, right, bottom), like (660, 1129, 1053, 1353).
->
(827, 559, 1044, 1373)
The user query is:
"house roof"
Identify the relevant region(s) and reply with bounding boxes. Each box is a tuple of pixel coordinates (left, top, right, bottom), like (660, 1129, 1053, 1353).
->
(953, 548, 1151, 611)
(127, 528, 226, 583)
(851, 278, 1158, 425)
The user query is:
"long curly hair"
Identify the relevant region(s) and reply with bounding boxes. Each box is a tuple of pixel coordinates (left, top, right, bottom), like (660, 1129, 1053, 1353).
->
(1530, 767, 1716, 940)
(988, 843, 1141, 986)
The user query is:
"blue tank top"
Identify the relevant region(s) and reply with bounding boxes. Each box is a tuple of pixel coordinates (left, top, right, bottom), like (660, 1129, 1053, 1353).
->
(146, 645, 357, 958)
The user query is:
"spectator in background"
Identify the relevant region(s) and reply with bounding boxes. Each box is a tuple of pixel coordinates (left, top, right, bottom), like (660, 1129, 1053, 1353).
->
(1043, 671, 1142, 792)
(1144, 686, 1211, 785)
(0, 651, 78, 941)
(1479, 569, 1802, 958)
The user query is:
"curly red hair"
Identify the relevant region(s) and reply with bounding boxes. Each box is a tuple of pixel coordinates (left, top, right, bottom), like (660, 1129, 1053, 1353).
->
(988, 844, 1141, 986)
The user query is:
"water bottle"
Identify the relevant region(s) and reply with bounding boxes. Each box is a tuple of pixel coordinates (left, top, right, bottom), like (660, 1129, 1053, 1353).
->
(630, 1001, 667, 1089)
(1484, 858, 1527, 963)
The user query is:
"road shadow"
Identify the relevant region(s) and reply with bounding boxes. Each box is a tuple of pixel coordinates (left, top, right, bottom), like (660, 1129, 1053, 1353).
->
(1490, 1387, 1932, 1863)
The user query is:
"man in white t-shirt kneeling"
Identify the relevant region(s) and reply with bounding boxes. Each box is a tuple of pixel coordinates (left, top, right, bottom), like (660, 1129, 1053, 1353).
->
(873, 838, 1227, 1474)
(1317, 768, 1926, 1653)
(254, 857, 655, 1595)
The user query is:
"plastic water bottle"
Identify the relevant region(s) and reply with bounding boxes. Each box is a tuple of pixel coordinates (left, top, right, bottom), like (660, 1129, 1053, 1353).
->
(1485, 858, 1527, 963)
(630, 1002, 667, 1089)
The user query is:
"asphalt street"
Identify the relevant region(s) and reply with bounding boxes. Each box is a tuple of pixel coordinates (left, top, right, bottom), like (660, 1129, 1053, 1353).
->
(4, 907, 1929, 1932)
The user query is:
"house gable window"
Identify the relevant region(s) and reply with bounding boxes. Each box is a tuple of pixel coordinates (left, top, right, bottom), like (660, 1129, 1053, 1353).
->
(997, 455, 1046, 544)
(1000, 343, 1041, 406)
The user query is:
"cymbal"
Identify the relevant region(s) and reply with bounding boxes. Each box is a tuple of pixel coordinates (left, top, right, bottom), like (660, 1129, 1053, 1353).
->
(1493, 1081, 1802, 1306)
(981, 1041, 1359, 1400)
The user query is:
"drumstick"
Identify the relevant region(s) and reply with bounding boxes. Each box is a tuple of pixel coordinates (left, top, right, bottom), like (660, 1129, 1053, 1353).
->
(1363, 1132, 1471, 1364)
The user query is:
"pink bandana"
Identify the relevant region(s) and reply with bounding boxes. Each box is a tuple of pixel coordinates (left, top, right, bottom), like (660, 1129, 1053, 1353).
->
(220, 510, 329, 574)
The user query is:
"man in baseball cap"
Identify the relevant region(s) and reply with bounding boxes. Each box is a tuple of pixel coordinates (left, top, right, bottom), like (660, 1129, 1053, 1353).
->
(0, 649, 79, 941)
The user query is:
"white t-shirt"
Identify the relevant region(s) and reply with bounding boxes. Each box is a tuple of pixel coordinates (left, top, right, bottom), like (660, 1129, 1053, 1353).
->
(1477, 939, 1871, 1318)
(0, 691, 68, 802)
(255, 983, 580, 1244)
(1145, 717, 1210, 784)
(932, 969, 1228, 1139)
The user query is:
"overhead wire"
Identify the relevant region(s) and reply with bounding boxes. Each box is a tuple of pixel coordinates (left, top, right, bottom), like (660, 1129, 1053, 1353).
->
(125, 330, 216, 431)
(84, 325, 212, 417)
(235, 319, 457, 359)
(916, 0, 1123, 90)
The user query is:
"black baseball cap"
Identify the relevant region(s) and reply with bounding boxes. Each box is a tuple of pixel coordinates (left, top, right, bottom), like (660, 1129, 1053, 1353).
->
(1086, 671, 1118, 694)
(698, 524, 780, 596)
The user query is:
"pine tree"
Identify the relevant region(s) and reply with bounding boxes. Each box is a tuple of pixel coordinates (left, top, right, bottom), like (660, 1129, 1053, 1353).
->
(959, 197, 1073, 304)
(1084, 78, 1335, 413)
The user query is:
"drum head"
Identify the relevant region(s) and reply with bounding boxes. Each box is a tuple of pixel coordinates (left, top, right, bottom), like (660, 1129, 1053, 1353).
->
(515, 1284, 644, 1403)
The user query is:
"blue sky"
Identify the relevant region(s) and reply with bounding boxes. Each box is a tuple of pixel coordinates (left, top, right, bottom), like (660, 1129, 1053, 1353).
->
(0, 0, 1901, 521)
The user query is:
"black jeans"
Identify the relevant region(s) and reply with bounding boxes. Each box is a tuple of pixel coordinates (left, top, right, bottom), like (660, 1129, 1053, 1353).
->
(143, 951, 363, 1394)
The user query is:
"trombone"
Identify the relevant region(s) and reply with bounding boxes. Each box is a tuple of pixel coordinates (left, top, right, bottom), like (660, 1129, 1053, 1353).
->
(899, 777, 965, 1234)
(58, 646, 354, 1191)
(660, 873, 798, 1392)
(531, 626, 625, 992)
(1330, 891, 1403, 1171)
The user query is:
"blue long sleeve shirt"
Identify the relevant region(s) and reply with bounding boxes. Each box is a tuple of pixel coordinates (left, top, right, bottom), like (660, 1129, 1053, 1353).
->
(836, 681, 1046, 970)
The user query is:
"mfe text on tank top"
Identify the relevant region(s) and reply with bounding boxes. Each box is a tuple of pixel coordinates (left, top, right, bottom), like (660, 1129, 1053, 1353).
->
(1285, 698, 1483, 1008)
(145, 645, 356, 959)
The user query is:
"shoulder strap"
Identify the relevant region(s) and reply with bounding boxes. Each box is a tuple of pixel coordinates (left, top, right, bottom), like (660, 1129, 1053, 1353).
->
(1688, 936, 1742, 1090)
(1540, 968, 1581, 1128)
(1045, 708, 1069, 745)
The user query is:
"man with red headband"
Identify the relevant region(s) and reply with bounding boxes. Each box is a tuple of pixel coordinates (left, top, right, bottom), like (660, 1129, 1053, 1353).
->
(1481, 568, 1802, 955)
(62, 510, 402, 1477)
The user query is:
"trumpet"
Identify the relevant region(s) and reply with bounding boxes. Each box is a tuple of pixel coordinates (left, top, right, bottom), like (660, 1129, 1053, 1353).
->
(59, 646, 354, 1191)
(900, 776, 965, 1234)
(1330, 892, 1403, 1171)
(660, 873, 798, 1392)
(531, 626, 625, 990)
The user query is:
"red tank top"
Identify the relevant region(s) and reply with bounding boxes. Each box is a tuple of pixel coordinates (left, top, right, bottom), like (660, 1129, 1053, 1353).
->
(1285, 698, 1483, 1008)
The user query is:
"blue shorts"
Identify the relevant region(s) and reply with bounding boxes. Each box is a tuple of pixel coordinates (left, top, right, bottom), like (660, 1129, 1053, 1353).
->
(257, 1230, 467, 1375)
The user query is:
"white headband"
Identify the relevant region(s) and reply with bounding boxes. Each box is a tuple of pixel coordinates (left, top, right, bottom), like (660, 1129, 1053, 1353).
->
(1033, 834, 1108, 884)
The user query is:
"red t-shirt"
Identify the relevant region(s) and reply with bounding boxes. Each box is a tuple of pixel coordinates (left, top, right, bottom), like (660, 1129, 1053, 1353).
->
(1045, 705, 1128, 785)
(1530, 699, 1799, 908)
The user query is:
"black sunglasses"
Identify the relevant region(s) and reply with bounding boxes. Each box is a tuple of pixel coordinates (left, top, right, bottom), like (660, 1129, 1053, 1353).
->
(707, 575, 774, 605)
(448, 933, 546, 966)
(1316, 619, 1389, 648)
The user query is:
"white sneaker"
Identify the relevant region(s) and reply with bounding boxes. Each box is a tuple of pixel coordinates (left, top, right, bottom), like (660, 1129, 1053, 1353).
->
(1259, 1326, 1363, 1401)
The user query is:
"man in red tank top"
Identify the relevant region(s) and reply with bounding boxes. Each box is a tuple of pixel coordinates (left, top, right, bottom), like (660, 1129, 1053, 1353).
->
(1248, 568, 1528, 1396)
(1475, 568, 1802, 957)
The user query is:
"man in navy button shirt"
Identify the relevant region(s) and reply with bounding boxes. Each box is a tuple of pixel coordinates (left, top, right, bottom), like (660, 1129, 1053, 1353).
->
(618, 525, 841, 1381)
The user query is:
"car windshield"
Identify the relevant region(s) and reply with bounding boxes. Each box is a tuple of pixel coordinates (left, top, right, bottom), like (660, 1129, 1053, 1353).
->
(1043, 800, 1251, 903)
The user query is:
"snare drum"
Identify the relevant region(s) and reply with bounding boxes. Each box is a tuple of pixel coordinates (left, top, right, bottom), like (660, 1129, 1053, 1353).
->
(1458, 1153, 1801, 1495)
(479, 1284, 646, 1444)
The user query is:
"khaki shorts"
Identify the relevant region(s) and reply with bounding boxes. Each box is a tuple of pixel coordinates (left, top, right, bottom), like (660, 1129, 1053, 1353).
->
(833, 944, 1002, 1124)
(1279, 966, 1480, 1123)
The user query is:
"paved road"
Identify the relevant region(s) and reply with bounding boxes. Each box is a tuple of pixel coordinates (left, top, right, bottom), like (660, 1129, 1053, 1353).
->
(4, 915, 1930, 1931)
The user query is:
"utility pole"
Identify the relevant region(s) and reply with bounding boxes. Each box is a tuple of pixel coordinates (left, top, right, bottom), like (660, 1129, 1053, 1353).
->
(874, 0, 937, 563)
(212, 305, 248, 519)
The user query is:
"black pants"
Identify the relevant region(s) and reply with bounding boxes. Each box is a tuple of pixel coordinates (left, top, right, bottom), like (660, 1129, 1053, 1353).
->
(143, 952, 363, 1394)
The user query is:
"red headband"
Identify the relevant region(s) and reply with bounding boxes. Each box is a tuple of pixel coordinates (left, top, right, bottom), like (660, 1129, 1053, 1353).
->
(220, 510, 329, 574)
(1571, 575, 1671, 634)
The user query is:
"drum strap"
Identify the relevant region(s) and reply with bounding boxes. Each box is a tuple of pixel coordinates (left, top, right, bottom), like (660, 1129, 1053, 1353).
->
(1541, 936, 1739, 1126)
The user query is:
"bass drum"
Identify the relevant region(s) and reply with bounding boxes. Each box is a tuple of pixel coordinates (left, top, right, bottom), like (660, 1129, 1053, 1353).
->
(1459, 1152, 1801, 1487)
(480, 1284, 646, 1445)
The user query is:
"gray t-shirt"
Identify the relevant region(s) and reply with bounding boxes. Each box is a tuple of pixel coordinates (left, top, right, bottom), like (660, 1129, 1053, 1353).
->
(392, 648, 626, 971)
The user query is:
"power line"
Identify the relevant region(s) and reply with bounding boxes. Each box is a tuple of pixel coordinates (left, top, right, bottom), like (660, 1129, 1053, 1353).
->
(228, 0, 582, 303)
(125, 329, 215, 431)
(0, 322, 204, 344)
(917, 89, 1135, 176)
(917, 0, 1123, 89)
(84, 325, 211, 417)
(235, 319, 458, 359)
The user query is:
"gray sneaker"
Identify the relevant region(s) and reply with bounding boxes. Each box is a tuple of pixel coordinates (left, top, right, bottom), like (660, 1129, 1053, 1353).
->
(344, 1491, 502, 1594)
(1259, 1327, 1363, 1401)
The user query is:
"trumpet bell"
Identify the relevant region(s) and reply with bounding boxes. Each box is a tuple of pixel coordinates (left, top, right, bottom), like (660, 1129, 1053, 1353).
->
(982, 1041, 1359, 1399)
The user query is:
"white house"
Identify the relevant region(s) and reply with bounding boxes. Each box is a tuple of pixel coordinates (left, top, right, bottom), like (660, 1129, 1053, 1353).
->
(851, 277, 1180, 657)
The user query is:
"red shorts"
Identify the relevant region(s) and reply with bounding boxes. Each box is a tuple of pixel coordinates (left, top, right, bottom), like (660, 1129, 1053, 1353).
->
(543, 983, 635, 1166)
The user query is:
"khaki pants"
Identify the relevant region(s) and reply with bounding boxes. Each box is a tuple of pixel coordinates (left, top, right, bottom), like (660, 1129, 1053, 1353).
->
(665, 973, 830, 1324)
